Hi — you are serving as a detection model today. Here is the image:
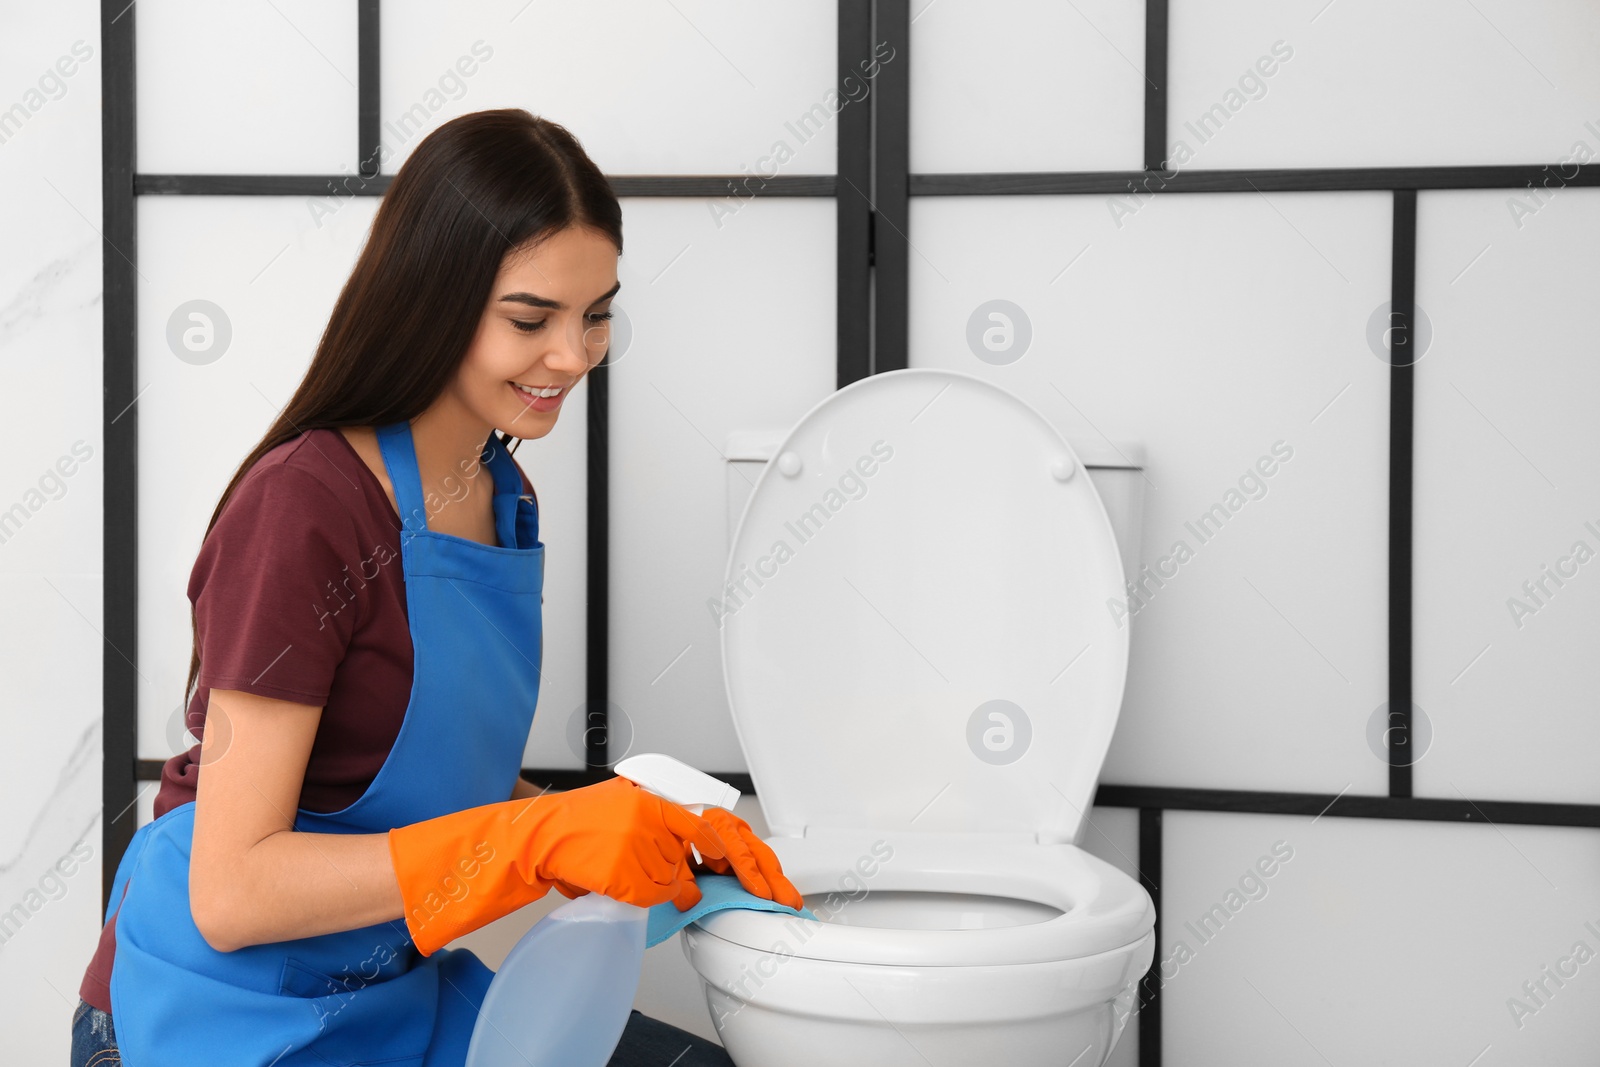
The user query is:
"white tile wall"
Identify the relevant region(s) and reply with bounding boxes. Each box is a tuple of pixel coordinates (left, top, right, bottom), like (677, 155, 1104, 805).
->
(0, 2, 106, 1061)
(910, 0, 1145, 173)
(1168, 0, 1600, 170)
(136, 0, 358, 174)
(1161, 810, 1600, 1065)
(1412, 187, 1600, 805)
(907, 192, 1393, 797)
(377, 0, 840, 176)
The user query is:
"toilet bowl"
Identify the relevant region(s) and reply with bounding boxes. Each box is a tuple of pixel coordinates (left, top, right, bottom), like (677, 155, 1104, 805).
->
(692, 367, 1155, 1067)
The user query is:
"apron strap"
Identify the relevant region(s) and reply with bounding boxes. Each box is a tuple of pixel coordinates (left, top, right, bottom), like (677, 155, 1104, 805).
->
(375, 420, 430, 535)
(376, 421, 529, 548)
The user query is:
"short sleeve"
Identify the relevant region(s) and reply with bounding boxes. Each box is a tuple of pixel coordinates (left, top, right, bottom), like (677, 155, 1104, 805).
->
(189, 463, 361, 707)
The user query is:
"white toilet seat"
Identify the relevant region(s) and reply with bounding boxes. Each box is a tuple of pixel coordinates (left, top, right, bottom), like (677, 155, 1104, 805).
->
(692, 831, 1155, 967)
(719, 368, 1131, 846)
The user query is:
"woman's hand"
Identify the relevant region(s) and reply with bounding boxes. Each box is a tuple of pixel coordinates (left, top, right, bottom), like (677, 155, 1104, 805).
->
(692, 808, 804, 910)
(501, 779, 802, 909)
(502, 777, 686, 903)
(389, 776, 731, 954)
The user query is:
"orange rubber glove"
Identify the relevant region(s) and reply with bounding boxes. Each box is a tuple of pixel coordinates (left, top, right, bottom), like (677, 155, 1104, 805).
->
(389, 777, 737, 955)
(689, 807, 805, 911)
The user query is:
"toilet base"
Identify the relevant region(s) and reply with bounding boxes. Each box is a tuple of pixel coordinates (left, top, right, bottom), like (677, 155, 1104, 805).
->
(713, 998, 1139, 1067)
(708, 989, 1138, 1067)
(685, 928, 1153, 1067)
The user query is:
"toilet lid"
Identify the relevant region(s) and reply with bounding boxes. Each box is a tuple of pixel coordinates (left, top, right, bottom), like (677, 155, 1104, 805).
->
(720, 368, 1130, 843)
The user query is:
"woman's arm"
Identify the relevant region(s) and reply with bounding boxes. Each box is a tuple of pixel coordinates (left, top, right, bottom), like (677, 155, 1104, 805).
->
(188, 688, 405, 952)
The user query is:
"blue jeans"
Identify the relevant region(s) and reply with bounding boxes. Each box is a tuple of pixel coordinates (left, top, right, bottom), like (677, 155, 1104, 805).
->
(71, 998, 734, 1066)
(69, 999, 119, 1066)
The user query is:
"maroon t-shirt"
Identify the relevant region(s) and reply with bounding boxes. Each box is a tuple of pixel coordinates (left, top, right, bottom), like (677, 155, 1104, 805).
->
(78, 427, 535, 1012)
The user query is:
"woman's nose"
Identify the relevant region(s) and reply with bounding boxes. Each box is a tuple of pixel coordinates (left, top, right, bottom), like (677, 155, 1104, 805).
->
(554, 318, 604, 368)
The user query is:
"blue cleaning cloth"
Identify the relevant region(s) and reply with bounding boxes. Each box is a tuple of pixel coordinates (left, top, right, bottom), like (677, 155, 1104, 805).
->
(646, 874, 818, 948)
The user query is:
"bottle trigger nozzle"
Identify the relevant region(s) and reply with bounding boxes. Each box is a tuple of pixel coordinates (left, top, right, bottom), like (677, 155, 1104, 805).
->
(613, 753, 740, 864)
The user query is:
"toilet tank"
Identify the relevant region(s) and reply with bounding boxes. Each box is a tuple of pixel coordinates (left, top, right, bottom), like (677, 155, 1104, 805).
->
(723, 428, 1146, 592)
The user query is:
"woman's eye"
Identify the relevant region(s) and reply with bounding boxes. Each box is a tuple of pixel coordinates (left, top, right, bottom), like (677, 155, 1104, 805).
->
(511, 311, 612, 334)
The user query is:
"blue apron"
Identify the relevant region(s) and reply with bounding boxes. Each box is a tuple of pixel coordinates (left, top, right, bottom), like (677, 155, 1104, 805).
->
(106, 419, 544, 1067)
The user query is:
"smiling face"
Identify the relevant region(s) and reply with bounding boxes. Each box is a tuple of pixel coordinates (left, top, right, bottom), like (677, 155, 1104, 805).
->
(447, 224, 620, 441)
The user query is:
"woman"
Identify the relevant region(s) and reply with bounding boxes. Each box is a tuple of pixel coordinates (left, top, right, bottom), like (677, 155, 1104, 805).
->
(73, 108, 801, 1067)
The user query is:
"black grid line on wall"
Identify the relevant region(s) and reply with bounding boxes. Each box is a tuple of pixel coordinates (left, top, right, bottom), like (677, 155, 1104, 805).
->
(101, 3, 1600, 1064)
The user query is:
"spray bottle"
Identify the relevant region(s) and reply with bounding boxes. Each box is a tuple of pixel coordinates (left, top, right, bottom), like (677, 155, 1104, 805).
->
(463, 753, 742, 1067)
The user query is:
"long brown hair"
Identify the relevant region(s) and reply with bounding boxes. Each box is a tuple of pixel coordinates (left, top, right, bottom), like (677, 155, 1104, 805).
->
(182, 108, 622, 707)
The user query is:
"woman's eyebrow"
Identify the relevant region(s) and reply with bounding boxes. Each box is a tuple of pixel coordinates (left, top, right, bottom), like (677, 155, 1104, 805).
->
(498, 280, 622, 311)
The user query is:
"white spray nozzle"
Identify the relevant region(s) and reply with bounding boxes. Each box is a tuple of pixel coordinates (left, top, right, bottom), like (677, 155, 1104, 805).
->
(613, 753, 740, 816)
(614, 755, 739, 866)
